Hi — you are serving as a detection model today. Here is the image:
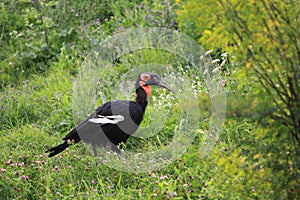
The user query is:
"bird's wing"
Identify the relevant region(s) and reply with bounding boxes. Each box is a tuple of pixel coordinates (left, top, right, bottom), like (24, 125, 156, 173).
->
(66, 100, 142, 145)
(88, 100, 128, 125)
(88, 115, 124, 124)
(72, 101, 127, 145)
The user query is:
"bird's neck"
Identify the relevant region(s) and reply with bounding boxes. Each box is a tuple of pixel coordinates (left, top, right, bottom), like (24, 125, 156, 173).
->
(135, 87, 148, 112)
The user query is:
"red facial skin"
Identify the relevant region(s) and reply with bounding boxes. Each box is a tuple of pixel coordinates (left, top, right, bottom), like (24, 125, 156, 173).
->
(139, 73, 152, 96)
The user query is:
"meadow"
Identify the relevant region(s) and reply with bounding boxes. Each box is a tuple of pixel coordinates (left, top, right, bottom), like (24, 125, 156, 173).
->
(0, 0, 299, 199)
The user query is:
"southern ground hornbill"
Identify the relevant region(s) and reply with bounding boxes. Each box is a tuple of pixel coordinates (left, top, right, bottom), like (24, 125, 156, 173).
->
(46, 72, 174, 157)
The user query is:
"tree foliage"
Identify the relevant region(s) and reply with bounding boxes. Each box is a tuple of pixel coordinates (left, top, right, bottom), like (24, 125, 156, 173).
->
(177, 0, 300, 198)
(178, 0, 300, 141)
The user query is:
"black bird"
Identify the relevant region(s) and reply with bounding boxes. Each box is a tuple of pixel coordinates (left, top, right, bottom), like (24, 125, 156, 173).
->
(46, 72, 174, 157)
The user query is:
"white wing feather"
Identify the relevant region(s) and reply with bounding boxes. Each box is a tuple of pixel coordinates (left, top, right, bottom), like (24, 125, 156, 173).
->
(88, 115, 124, 124)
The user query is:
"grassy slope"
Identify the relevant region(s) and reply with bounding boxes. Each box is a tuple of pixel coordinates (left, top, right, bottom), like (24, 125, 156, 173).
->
(0, 53, 275, 199)
(0, 0, 290, 199)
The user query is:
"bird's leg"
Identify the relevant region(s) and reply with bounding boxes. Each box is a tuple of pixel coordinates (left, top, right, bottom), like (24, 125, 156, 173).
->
(92, 145, 99, 166)
(111, 144, 121, 154)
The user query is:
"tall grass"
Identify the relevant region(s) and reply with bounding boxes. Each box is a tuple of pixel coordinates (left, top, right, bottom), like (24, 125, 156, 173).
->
(0, 0, 287, 199)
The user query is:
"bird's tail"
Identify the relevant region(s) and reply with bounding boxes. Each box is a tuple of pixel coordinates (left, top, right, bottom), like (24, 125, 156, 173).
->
(46, 141, 69, 157)
(46, 128, 80, 157)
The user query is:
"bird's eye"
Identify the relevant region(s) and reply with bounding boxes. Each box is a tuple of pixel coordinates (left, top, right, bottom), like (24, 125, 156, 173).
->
(141, 74, 150, 81)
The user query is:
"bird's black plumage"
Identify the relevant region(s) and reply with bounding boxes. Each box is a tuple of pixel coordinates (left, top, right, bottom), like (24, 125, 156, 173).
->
(46, 73, 174, 157)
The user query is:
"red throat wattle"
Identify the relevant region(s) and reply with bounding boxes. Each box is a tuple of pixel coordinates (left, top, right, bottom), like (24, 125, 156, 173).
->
(139, 81, 151, 96)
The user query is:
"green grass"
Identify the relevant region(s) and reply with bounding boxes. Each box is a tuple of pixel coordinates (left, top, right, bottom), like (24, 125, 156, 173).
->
(0, 55, 278, 199)
(0, 119, 277, 199)
(1, 0, 298, 199)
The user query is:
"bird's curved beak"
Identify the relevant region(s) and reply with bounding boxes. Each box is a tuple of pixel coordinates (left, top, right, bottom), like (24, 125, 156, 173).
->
(146, 74, 175, 93)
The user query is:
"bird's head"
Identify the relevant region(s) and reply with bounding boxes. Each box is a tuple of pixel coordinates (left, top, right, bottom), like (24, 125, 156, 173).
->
(135, 72, 175, 96)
